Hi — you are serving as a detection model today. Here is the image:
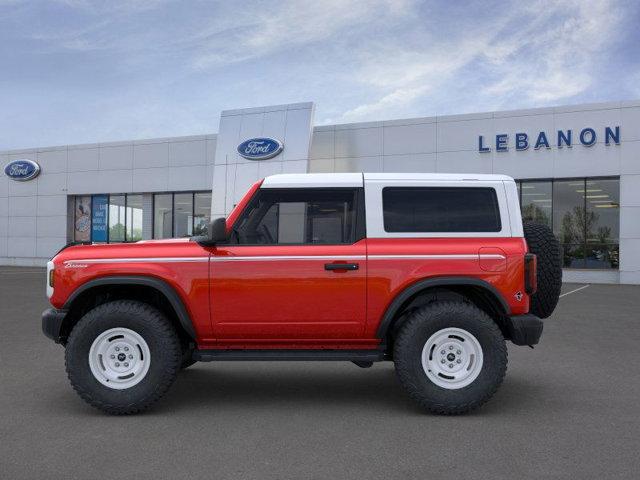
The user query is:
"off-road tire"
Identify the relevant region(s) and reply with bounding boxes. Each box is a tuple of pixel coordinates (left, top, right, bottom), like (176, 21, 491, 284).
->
(65, 300, 181, 415)
(523, 222, 562, 319)
(394, 301, 507, 415)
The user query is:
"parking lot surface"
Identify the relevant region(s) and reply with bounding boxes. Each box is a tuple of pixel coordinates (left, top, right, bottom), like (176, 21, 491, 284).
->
(1, 267, 639, 479)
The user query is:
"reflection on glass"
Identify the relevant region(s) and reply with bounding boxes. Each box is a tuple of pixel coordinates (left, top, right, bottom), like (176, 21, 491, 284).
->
(553, 179, 587, 245)
(584, 244, 619, 269)
(520, 181, 552, 227)
(585, 179, 619, 244)
(126, 194, 143, 242)
(109, 195, 126, 242)
(194, 192, 212, 236)
(517, 178, 621, 270)
(154, 194, 173, 239)
(174, 193, 193, 237)
(561, 244, 586, 269)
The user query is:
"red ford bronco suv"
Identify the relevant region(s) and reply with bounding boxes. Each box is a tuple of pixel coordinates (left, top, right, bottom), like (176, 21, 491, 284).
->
(42, 173, 562, 415)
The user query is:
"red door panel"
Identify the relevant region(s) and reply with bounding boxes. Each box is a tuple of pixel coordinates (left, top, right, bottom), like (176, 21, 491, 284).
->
(209, 241, 367, 345)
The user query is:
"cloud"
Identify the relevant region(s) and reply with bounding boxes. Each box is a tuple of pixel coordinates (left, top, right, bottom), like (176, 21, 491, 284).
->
(0, 0, 635, 149)
(481, 0, 622, 104)
(337, 36, 492, 121)
(191, 0, 414, 69)
(334, 0, 626, 122)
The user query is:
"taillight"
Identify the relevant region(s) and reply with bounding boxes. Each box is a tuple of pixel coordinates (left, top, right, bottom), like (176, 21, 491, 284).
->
(524, 253, 537, 295)
(46, 260, 55, 298)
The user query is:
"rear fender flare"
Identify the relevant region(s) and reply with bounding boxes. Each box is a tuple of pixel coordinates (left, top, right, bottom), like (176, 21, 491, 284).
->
(376, 276, 511, 339)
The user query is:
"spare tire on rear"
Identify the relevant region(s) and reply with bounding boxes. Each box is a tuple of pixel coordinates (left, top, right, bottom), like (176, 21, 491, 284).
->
(523, 222, 562, 319)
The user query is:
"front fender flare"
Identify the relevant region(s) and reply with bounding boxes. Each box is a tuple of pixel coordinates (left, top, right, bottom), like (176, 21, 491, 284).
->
(63, 275, 196, 339)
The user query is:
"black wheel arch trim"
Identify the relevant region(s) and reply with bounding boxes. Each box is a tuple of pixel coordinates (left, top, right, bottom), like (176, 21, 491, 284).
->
(63, 275, 196, 339)
(376, 276, 511, 339)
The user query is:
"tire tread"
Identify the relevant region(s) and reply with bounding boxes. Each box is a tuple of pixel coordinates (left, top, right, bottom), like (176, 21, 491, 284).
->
(65, 300, 181, 415)
(523, 222, 562, 319)
(394, 301, 507, 415)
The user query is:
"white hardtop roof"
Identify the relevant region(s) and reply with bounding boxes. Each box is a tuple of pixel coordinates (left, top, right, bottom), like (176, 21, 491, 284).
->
(262, 172, 514, 188)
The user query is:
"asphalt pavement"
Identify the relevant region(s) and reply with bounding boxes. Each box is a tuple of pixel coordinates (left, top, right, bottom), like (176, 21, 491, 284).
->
(1, 267, 639, 479)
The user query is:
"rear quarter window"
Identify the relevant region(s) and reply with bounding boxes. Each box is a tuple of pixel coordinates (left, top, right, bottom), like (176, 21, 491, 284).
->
(382, 187, 502, 233)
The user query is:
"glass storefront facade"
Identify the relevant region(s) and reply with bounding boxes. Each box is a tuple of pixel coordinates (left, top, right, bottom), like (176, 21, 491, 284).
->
(152, 192, 212, 239)
(73, 191, 210, 243)
(517, 177, 620, 270)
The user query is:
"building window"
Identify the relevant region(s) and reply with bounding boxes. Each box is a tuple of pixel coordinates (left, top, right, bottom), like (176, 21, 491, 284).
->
(520, 181, 552, 228)
(152, 191, 212, 239)
(518, 178, 619, 270)
(194, 192, 212, 236)
(72, 193, 146, 243)
(153, 194, 173, 239)
(74, 196, 92, 242)
(585, 178, 619, 269)
(126, 194, 144, 242)
(174, 193, 193, 237)
(108, 194, 126, 242)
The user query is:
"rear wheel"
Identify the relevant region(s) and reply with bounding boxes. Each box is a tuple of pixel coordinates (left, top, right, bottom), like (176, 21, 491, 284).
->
(394, 301, 507, 415)
(523, 222, 562, 319)
(65, 300, 181, 414)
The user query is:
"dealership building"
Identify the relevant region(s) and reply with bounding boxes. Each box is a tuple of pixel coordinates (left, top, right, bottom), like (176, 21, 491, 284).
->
(2, 100, 639, 284)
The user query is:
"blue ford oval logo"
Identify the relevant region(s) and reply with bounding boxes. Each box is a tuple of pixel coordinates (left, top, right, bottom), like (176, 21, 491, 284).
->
(4, 159, 41, 181)
(237, 137, 283, 160)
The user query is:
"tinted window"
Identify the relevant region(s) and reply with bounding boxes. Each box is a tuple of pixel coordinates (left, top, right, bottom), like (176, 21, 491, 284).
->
(233, 189, 357, 245)
(520, 181, 552, 228)
(108, 195, 126, 242)
(194, 192, 212, 236)
(542, 178, 620, 270)
(174, 193, 193, 237)
(382, 187, 501, 233)
(126, 194, 143, 242)
(154, 194, 173, 239)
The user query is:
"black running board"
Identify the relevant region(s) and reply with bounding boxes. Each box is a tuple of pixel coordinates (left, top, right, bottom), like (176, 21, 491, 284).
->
(193, 349, 385, 362)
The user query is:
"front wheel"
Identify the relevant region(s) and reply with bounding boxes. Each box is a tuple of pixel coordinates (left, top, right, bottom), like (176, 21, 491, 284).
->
(65, 300, 182, 414)
(394, 301, 507, 415)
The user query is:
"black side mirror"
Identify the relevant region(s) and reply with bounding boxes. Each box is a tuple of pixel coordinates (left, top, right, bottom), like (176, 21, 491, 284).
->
(192, 217, 227, 246)
(209, 217, 228, 243)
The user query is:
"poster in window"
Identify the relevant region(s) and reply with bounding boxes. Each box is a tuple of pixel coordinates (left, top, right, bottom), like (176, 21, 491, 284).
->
(74, 196, 91, 242)
(91, 194, 108, 242)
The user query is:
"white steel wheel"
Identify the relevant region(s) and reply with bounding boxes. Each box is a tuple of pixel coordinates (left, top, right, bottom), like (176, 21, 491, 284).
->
(421, 327, 484, 389)
(88, 327, 151, 390)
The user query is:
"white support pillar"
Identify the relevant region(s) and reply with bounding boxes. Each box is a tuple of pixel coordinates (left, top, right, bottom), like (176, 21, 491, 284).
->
(211, 102, 315, 218)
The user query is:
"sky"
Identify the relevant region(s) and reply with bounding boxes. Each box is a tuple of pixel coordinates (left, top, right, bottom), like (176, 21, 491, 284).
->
(1, 0, 639, 150)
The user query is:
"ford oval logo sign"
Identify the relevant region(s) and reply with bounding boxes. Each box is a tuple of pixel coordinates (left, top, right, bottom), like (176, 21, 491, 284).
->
(4, 159, 41, 182)
(237, 137, 283, 160)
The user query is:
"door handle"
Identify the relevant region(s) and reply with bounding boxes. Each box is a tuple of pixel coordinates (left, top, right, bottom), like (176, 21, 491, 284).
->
(324, 262, 359, 271)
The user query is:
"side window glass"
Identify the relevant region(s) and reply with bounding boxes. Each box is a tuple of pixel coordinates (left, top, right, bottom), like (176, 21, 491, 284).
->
(382, 187, 501, 233)
(233, 189, 357, 245)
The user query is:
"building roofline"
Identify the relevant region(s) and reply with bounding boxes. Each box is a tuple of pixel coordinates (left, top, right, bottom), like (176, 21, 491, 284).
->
(2, 98, 638, 154)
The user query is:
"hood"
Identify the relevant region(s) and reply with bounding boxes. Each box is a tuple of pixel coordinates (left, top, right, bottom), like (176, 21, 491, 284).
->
(52, 237, 201, 264)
